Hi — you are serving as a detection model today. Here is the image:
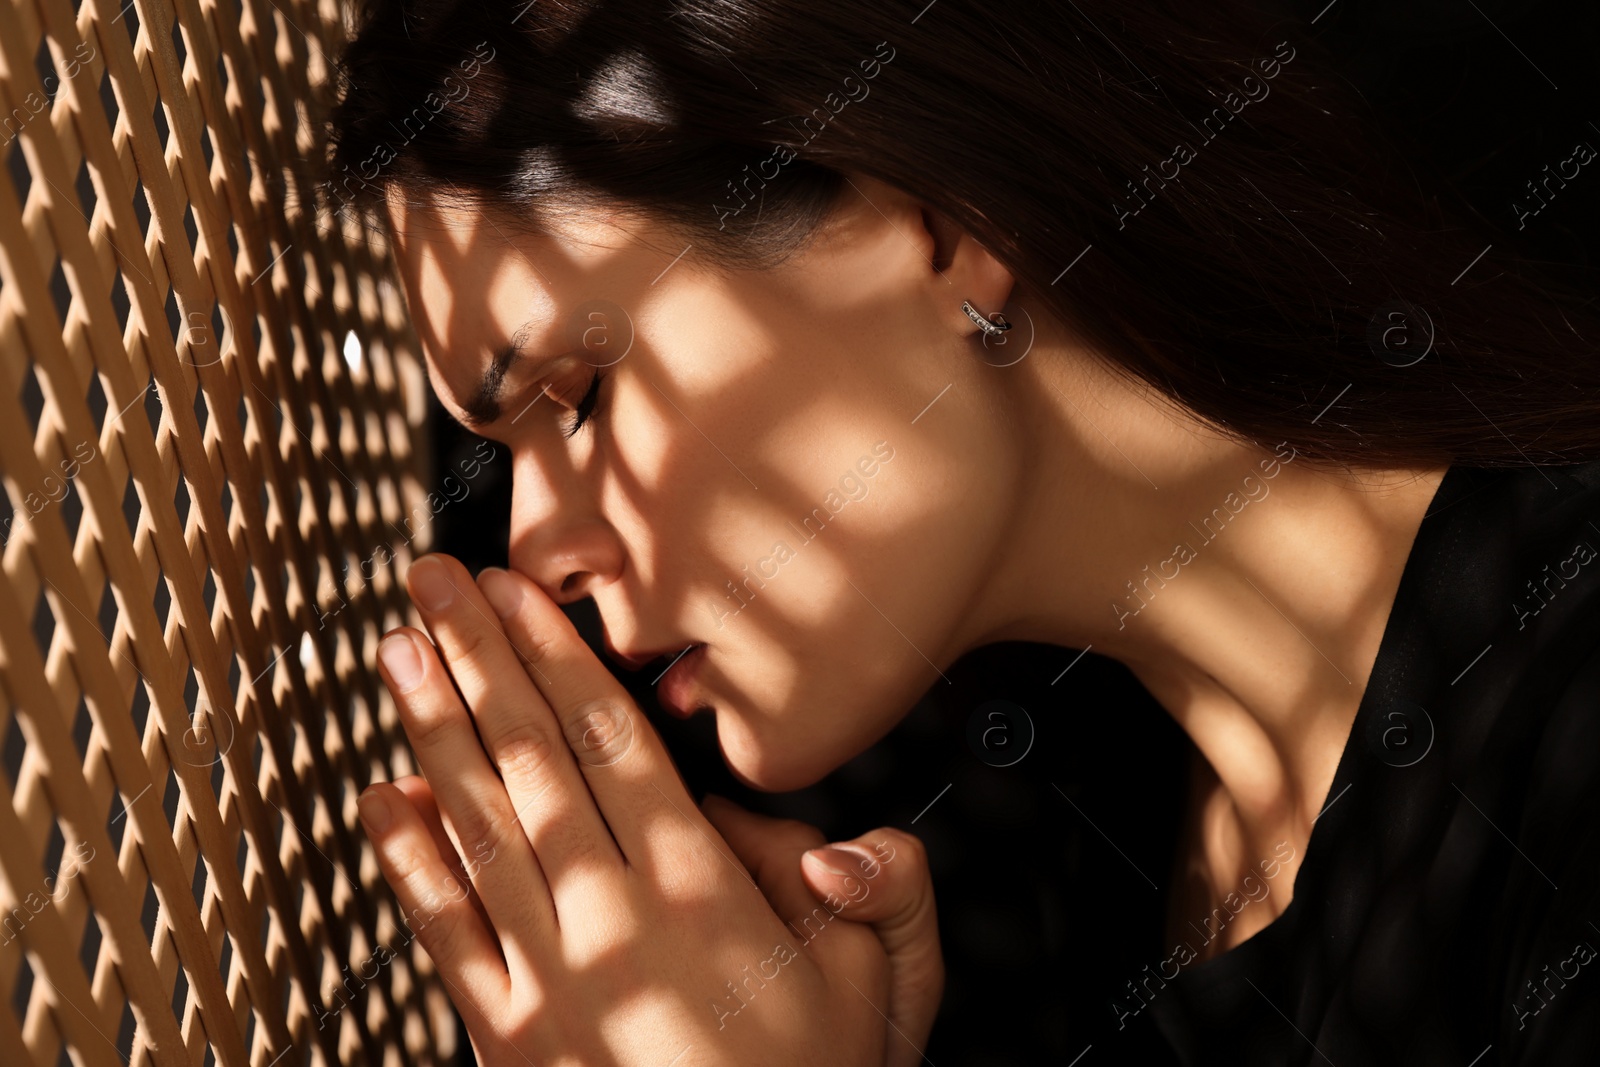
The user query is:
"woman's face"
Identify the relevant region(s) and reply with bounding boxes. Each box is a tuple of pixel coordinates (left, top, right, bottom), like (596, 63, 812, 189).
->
(384, 177, 1029, 791)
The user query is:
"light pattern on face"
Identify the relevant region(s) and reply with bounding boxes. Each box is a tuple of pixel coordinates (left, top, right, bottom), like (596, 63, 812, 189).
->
(385, 184, 1026, 790)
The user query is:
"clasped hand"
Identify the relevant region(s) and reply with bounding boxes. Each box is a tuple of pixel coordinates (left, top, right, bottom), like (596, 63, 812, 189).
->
(356, 553, 942, 1065)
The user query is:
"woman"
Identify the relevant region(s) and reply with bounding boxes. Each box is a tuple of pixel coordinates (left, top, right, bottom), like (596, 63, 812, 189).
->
(325, 0, 1600, 1063)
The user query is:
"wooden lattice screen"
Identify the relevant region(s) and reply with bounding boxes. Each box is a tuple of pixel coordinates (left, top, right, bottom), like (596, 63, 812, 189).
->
(0, 0, 455, 1064)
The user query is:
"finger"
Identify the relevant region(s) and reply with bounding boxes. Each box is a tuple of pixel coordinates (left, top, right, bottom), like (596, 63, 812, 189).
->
(801, 828, 943, 1067)
(475, 564, 700, 868)
(700, 794, 826, 917)
(405, 554, 621, 897)
(356, 782, 511, 1007)
(390, 776, 493, 931)
(700, 794, 878, 972)
(376, 625, 551, 971)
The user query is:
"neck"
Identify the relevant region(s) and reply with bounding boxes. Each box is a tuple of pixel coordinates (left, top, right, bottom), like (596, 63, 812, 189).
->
(960, 326, 1449, 886)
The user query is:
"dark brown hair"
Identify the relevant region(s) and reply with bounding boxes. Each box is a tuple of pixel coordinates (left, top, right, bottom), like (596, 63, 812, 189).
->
(325, 0, 1600, 468)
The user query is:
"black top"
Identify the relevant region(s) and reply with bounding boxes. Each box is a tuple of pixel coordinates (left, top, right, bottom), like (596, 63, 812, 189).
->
(1148, 459, 1600, 1066)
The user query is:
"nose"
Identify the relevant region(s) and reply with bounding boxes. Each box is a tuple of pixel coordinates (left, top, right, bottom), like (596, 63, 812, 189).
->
(506, 447, 626, 605)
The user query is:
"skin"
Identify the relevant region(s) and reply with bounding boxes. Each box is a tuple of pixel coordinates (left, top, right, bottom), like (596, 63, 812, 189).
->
(365, 173, 1449, 1057)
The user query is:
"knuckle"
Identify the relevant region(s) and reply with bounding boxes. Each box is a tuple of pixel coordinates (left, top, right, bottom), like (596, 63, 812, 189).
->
(492, 724, 561, 786)
(385, 837, 438, 887)
(413, 895, 473, 959)
(405, 699, 464, 751)
(562, 697, 636, 768)
(511, 625, 557, 671)
(856, 826, 921, 874)
(446, 623, 493, 670)
(448, 799, 514, 864)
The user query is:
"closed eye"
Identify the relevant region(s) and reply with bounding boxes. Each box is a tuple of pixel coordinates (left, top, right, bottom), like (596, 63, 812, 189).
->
(561, 369, 604, 439)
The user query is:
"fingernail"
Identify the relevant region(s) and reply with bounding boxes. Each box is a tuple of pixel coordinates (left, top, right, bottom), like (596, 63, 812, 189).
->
(379, 632, 425, 693)
(358, 789, 392, 833)
(804, 846, 871, 879)
(479, 567, 523, 619)
(407, 556, 454, 611)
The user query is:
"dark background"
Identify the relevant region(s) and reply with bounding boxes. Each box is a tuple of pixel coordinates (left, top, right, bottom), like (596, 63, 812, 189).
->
(428, 0, 1599, 1061)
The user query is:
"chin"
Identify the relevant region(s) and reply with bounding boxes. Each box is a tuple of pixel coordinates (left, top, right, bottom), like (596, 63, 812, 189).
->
(715, 715, 838, 793)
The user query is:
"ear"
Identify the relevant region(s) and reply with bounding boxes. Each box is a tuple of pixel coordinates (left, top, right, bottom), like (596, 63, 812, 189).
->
(916, 202, 1016, 338)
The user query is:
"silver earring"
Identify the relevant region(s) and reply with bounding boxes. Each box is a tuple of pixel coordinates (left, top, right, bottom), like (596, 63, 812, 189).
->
(962, 299, 1013, 337)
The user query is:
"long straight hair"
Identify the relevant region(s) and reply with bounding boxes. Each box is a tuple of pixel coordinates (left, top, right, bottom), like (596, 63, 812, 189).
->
(325, 0, 1600, 469)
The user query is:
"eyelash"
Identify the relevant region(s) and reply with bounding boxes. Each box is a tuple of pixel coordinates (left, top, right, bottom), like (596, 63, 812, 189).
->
(560, 369, 604, 439)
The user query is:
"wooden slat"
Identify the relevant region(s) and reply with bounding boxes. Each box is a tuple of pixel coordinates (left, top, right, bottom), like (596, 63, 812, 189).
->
(0, 0, 449, 1063)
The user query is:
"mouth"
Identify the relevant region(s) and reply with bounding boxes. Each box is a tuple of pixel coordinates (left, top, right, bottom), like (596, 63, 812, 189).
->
(650, 643, 709, 719)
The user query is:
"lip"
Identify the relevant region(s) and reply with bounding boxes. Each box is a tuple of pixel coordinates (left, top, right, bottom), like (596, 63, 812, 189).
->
(656, 644, 709, 719)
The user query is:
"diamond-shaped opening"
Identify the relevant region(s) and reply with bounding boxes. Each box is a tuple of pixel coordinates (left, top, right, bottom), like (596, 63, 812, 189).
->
(119, 0, 142, 44)
(32, 37, 56, 104)
(192, 382, 210, 437)
(201, 567, 217, 616)
(237, 812, 252, 876)
(96, 581, 116, 646)
(140, 380, 162, 439)
(163, 286, 181, 349)
(19, 362, 43, 429)
(5, 136, 30, 213)
(47, 257, 71, 326)
(161, 760, 181, 826)
(169, 944, 189, 1020)
(77, 895, 103, 983)
(199, 123, 214, 171)
(57, 471, 84, 544)
(152, 566, 172, 629)
(131, 179, 151, 239)
(109, 270, 131, 335)
(31, 590, 56, 659)
(138, 883, 158, 940)
(73, 154, 94, 219)
(128, 682, 151, 746)
(181, 201, 198, 254)
(86, 373, 107, 424)
(115, 997, 136, 1056)
(96, 65, 118, 138)
(0, 490, 12, 555)
(209, 302, 227, 361)
(9, 945, 33, 1030)
(150, 98, 168, 152)
(69, 691, 93, 763)
(3, 710, 26, 785)
(105, 778, 127, 852)
(190, 839, 207, 910)
(181, 672, 200, 757)
(173, 476, 190, 529)
(226, 220, 240, 260)
(43, 817, 66, 874)
(120, 476, 139, 537)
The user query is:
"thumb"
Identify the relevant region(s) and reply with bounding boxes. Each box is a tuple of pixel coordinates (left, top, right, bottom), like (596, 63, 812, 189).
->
(801, 829, 943, 1067)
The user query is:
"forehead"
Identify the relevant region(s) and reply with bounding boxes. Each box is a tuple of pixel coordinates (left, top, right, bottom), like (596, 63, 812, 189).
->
(383, 190, 553, 361)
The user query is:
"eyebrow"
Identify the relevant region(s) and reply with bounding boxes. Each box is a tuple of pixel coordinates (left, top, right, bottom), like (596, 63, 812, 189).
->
(461, 319, 537, 426)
